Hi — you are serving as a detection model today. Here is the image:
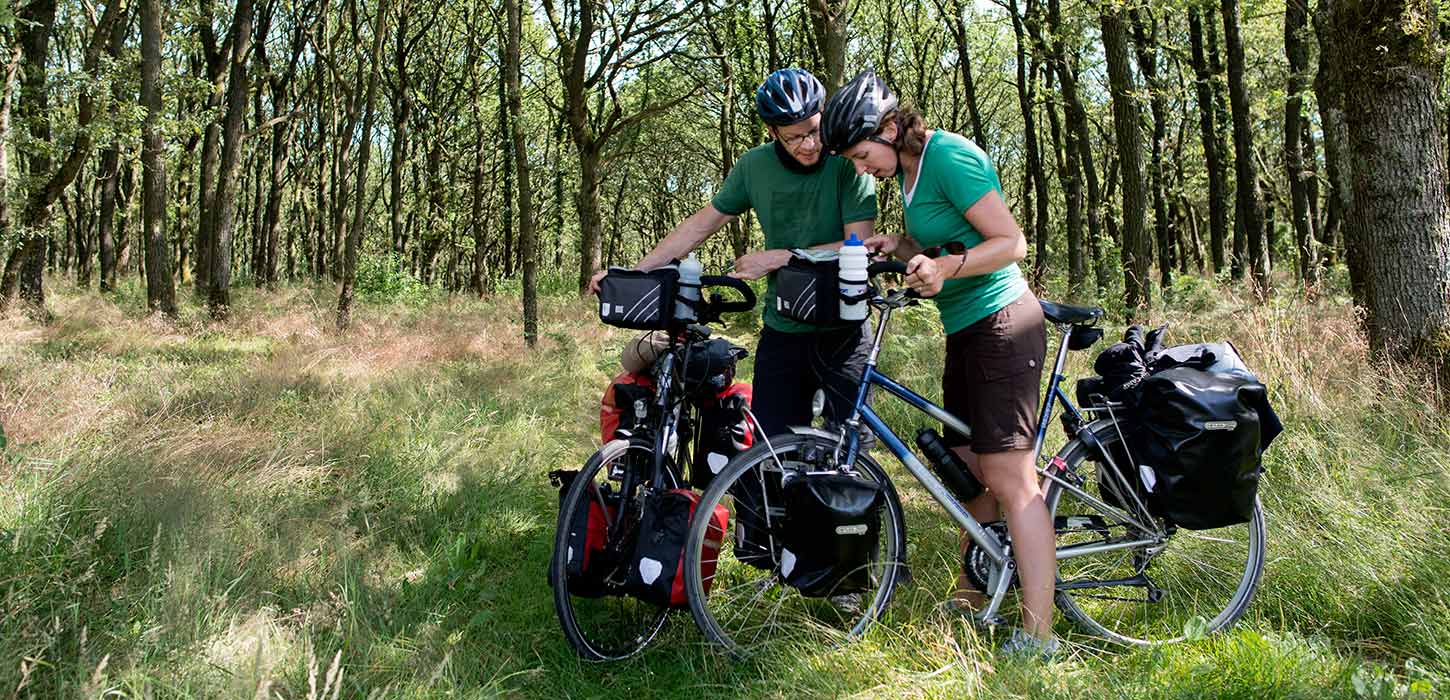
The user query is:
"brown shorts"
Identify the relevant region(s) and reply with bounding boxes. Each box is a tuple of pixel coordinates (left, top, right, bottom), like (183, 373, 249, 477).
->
(941, 290, 1047, 454)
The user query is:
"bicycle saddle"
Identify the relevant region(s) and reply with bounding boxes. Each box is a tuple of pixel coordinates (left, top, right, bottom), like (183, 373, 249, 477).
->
(1039, 300, 1105, 325)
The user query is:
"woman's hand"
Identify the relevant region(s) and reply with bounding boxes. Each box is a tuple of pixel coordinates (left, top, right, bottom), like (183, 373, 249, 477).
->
(905, 254, 944, 297)
(864, 234, 901, 257)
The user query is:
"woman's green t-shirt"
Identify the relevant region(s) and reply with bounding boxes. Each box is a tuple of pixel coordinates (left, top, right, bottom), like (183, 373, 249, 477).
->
(899, 130, 1028, 334)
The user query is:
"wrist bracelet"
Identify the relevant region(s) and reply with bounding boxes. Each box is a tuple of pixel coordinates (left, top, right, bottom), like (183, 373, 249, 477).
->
(951, 251, 968, 279)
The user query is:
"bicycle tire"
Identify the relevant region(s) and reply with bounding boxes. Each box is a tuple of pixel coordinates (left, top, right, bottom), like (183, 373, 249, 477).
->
(1043, 419, 1267, 645)
(551, 439, 680, 660)
(683, 432, 907, 657)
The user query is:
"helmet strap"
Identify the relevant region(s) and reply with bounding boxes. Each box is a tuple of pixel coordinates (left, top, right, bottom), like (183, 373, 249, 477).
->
(866, 134, 903, 178)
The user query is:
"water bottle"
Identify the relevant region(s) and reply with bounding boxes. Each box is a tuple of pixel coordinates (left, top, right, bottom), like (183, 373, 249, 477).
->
(838, 234, 869, 321)
(676, 253, 702, 322)
(915, 428, 984, 502)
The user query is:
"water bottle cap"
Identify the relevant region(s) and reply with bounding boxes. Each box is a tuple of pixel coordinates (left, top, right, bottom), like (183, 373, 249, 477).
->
(844, 234, 863, 246)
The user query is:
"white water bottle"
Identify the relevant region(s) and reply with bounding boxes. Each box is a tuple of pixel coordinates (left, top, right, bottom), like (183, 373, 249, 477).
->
(676, 253, 702, 322)
(838, 234, 869, 321)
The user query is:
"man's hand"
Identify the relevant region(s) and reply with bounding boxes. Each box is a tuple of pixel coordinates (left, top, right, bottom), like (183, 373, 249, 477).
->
(865, 235, 900, 257)
(730, 250, 790, 280)
(905, 254, 944, 297)
(584, 269, 609, 296)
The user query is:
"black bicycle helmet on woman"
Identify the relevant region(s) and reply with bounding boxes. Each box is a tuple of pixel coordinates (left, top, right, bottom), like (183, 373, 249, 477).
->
(755, 68, 826, 126)
(821, 70, 899, 154)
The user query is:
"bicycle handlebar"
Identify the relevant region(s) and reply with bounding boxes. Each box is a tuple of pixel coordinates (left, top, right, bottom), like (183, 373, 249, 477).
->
(699, 275, 756, 314)
(867, 260, 922, 299)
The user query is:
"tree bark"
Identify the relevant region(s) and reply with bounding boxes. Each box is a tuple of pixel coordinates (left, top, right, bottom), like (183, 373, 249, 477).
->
(207, 0, 256, 318)
(937, 0, 988, 147)
(1314, 2, 1353, 281)
(142, 0, 176, 315)
(1131, 8, 1173, 289)
(0, 0, 122, 315)
(1101, 5, 1150, 316)
(1284, 0, 1318, 288)
(806, 0, 849, 92)
(337, 0, 392, 329)
(1043, 0, 1105, 299)
(1221, 0, 1266, 288)
(1188, 5, 1229, 273)
(1327, 0, 1450, 386)
(1008, 0, 1048, 286)
(506, 0, 538, 344)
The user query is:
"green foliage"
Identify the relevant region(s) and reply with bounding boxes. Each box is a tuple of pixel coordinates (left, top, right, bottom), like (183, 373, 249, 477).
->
(354, 253, 436, 306)
(4, 282, 1448, 697)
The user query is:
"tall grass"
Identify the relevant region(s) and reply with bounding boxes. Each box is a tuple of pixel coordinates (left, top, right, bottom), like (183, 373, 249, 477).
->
(0, 279, 1446, 698)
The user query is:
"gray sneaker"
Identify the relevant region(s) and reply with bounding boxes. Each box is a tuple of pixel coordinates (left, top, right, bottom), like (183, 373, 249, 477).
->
(828, 592, 863, 615)
(998, 628, 1061, 661)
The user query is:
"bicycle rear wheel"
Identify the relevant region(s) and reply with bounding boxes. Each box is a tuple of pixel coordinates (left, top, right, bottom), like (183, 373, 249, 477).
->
(683, 432, 907, 657)
(1043, 419, 1266, 645)
(551, 439, 679, 660)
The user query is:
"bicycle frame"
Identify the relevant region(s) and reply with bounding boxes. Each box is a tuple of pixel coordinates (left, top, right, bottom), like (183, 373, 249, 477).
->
(808, 292, 1163, 623)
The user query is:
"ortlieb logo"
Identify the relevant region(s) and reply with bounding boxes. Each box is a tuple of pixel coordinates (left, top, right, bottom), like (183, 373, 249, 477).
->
(1205, 420, 1237, 431)
(835, 524, 868, 536)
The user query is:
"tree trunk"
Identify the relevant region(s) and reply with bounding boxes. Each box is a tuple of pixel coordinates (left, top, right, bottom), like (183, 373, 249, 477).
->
(506, 0, 538, 344)
(806, 0, 849, 92)
(1284, 0, 1317, 288)
(1044, 0, 1105, 299)
(338, 0, 392, 329)
(937, 0, 988, 147)
(1314, 2, 1353, 281)
(141, 0, 175, 315)
(1188, 5, 1229, 274)
(1131, 8, 1173, 289)
(1221, 0, 1266, 288)
(1008, 0, 1048, 286)
(1102, 5, 1150, 316)
(207, 0, 256, 318)
(1328, 0, 1450, 385)
(97, 147, 121, 292)
(0, 0, 121, 315)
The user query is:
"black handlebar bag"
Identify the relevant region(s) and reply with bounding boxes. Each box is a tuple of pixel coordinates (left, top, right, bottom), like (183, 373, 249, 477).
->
(777, 472, 884, 597)
(599, 268, 680, 330)
(774, 257, 840, 325)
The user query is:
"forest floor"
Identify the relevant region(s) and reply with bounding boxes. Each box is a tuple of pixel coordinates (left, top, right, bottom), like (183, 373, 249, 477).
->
(1, 277, 1447, 699)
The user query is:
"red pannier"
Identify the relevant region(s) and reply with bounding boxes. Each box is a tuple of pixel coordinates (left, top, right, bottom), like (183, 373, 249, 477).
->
(599, 372, 653, 443)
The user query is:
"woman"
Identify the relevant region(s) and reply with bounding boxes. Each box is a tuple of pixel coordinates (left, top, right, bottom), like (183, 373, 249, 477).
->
(821, 70, 1056, 658)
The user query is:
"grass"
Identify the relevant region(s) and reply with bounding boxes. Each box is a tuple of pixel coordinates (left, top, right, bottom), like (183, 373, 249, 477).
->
(0, 276, 1447, 699)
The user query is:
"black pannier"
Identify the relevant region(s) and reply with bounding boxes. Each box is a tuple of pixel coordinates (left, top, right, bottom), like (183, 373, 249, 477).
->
(1127, 368, 1273, 530)
(1076, 327, 1283, 528)
(774, 256, 840, 325)
(548, 469, 621, 597)
(682, 339, 747, 398)
(778, 472, 884, 597)
(728, 466, 785, 570)
(598, 268, 679, 330)
(690, 385, 753, 490)
(622, 489, 728, 608)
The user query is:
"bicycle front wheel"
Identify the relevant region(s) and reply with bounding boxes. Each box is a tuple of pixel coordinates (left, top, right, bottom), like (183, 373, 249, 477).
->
(551, 439, 679, 661)
(1043, 419, 1267, 645)
(682, 432, 907, 657)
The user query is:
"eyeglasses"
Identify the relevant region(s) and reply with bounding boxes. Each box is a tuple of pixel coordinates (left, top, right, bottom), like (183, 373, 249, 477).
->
(779, 127, 821, 148)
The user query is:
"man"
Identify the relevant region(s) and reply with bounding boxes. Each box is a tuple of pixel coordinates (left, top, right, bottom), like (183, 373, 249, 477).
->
(588, 68, 877, 438)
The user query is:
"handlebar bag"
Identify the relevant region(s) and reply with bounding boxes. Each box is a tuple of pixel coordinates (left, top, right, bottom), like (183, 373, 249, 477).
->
(774, 256, 840, 325)
(599, 268, 679, 330)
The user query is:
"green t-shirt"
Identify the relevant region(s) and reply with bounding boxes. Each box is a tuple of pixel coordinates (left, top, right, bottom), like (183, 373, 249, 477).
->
(712, 143, 877, 333)
(899, 131, 1028, 335)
